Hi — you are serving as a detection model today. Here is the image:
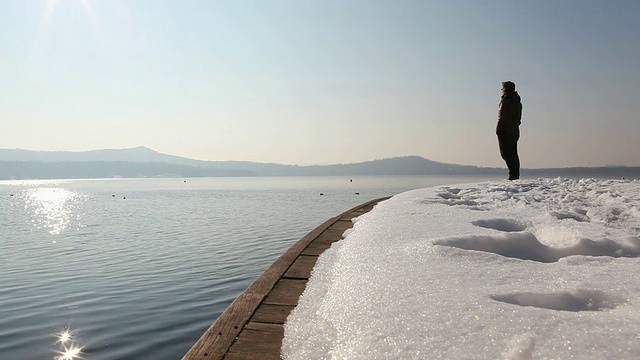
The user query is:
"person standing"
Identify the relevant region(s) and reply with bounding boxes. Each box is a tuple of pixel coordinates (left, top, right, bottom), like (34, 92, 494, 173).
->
(496, 81, 522, 180)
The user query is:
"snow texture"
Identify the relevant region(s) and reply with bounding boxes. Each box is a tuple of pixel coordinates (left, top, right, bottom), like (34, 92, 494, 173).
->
(282, 178, 640, 359)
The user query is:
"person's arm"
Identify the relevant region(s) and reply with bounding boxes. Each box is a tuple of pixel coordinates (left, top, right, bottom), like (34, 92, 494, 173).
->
(496, 98, 507, 134)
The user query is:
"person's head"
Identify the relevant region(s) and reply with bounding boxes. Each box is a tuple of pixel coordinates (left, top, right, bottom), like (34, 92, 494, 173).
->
(501, 81, 516, 94)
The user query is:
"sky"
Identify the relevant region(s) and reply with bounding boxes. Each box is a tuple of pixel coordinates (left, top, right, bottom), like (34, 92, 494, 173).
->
(283, 178, 640, 359)
(1, 0, 639, 168)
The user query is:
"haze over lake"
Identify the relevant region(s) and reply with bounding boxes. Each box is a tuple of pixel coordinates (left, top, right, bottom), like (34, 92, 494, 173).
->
(2, 147, 639, 180)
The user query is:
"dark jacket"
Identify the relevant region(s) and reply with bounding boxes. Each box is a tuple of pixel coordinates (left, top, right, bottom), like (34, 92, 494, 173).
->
(496, 91, 522, 136)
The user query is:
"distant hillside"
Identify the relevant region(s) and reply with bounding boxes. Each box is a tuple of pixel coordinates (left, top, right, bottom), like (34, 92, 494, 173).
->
(0, 146, 210, 165)
(0, 147, 638, 180)
(288, 156, 493, 176)
(0, 161, 253, 179)
(0, 147, 497, 179)
(0, 146, 293, 173)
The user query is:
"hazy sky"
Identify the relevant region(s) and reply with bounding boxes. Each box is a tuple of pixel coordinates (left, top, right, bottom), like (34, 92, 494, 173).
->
(2, 1, 639, 168)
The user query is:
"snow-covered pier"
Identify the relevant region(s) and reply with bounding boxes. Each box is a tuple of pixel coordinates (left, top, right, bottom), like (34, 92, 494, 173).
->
(182, 197, 389, 360)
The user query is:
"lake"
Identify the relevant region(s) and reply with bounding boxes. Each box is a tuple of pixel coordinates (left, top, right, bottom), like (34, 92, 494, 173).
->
(0, 175, 499, 359)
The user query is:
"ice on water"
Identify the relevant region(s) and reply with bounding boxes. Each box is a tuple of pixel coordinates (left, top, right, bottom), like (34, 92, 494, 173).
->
(282, 178, 640, 359)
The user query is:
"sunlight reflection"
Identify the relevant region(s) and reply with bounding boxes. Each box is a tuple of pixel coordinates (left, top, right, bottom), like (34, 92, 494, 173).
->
(56, 345, 82, 360)
(25, 188, 82, 235)
(54, 328, 83, 360)
(57, 330, 72, 344)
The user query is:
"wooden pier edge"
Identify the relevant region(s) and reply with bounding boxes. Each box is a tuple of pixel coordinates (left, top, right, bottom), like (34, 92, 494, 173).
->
(182, 196, 391, 360)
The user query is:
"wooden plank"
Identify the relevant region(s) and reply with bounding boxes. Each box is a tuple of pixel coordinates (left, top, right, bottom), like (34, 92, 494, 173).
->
(301, 241, 333, 256)
(313, 235, 343, 244)
(245, 322, 284, 332)
(225, 323, 283, 360)
(284, 255, 318, 279)
(329, 219, 355, 231)
(315, 228, 345, 242)
(225, 352, 278, 360)
(225, 353, 279, 360)
(263, 279, 307, 305)
(252, 304, 295, 324)
(182, 293, 264, 360)
(341, 197, 389, 220)
(340, 211, 366, 220)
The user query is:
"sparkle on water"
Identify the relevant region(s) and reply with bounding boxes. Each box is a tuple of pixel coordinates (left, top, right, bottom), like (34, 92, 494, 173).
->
(55, 329, 83, 360)
(24, 187, 83, 235)
(57, 330, 71, 344)
(56, 345, 82, 360)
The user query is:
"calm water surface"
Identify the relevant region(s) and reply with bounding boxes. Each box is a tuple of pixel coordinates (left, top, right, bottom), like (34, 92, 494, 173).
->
(0, 175, 498, 359)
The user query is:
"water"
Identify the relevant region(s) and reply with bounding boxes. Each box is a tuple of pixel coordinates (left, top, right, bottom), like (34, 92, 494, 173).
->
(0, 175, 497, 359)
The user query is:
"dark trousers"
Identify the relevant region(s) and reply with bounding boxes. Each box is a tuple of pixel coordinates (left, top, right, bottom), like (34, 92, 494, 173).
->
(498, 133, 520, 180)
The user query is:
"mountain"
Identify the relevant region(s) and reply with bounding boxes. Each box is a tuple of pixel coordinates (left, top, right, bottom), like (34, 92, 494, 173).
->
(0, 147, 496, 179)
(0, 147, 638, 180)
(0, 146, 206, 165)
(0, 146, 293, 171)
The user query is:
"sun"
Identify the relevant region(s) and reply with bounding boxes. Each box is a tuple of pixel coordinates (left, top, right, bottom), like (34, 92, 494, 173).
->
(44, 0, 98, 29)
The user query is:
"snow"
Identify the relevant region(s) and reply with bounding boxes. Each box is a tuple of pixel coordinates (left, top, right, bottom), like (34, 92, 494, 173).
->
(282, 178, 640, 359)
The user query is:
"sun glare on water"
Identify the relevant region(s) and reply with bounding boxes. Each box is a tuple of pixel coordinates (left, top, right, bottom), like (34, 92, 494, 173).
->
(24, 187, 82, 235)
(57, 330, 72, 344)
(57, 346, 82, 360)
(55, 329, 83, 360)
